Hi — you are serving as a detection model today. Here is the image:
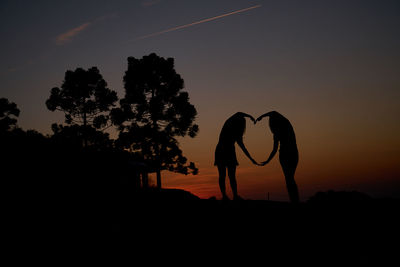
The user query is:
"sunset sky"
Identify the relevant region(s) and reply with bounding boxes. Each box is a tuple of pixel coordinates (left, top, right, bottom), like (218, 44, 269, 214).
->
(1, 0, 399, 201)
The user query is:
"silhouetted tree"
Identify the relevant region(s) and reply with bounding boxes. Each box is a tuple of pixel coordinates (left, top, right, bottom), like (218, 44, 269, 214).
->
(50, 123, 113, 150)
(46, 67, 118, 147)
(112, 53, 199, 189)
(0, 98, 20, 132)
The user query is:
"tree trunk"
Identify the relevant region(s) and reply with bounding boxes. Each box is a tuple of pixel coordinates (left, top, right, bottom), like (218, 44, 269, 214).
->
(83, 111, 88, 147)
(155, 141, 162, 189)
(156, 169, 161, 190)
(142, 172, 149, 190)
(151, 88, 162, 189)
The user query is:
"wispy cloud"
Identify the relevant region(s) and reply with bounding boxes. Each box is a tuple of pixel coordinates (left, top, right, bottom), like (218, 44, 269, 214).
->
(135, 4, 262, 40)
(55, 13, 117, 45)
(55, 22, 92, 45)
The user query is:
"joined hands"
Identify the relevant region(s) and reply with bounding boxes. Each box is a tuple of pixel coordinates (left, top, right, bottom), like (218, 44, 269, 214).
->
(252, 116, 265, 125)
(251, 159, 267, 166)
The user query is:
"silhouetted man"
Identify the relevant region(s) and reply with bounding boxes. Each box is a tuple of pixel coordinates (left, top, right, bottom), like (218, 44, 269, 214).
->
(256, 111, 300, 203)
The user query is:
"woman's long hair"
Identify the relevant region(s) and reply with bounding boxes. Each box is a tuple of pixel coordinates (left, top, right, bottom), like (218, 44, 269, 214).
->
(227, 113, 246, 141)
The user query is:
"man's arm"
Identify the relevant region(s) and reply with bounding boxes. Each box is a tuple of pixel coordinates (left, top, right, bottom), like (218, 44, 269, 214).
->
(256, 111, 274, 122)
(237, 138, 258, 165)
(261, 136, 279, 166)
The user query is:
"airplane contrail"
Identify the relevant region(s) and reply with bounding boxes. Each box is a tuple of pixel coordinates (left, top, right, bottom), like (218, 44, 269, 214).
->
(135, 4, 262, 40)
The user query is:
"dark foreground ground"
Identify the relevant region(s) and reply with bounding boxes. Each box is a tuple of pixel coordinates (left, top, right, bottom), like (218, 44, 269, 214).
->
(109, 190, 399, 265)
(5, 188, 399, 265)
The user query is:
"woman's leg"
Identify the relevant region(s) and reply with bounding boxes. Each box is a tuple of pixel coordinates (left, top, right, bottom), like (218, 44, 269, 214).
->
(217, 165, 229, 200)
(227, 165, 241, 200)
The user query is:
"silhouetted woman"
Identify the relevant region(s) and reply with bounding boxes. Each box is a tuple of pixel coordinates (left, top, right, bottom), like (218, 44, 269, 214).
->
(215, 112, 258, 200)
(256, 111, 299, 203)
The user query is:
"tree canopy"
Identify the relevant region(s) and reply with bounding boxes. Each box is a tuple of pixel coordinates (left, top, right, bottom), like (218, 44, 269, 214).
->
(46, 67, 118, 147)
(46, 67, 118, 130)
(112, 53, 199, 188)
(0, 97, 20, 132)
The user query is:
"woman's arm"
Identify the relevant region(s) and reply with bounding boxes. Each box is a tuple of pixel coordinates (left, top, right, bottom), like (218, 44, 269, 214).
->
(236, 112, 256, 123)
(237, 138, 258, 165)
